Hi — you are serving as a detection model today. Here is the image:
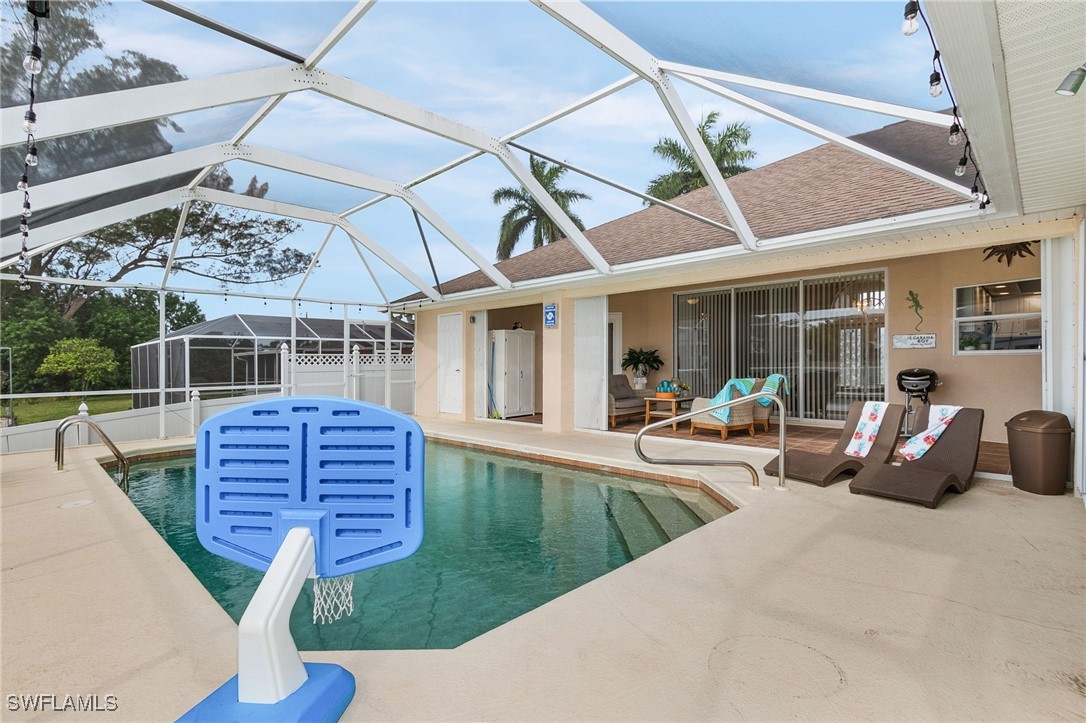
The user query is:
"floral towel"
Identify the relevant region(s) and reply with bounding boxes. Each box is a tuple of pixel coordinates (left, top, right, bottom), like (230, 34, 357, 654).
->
(756, 374, 790, 406)
(843, 401, 888, 458)
(898, 405, 963, 461)
(709, 377, 756, 424)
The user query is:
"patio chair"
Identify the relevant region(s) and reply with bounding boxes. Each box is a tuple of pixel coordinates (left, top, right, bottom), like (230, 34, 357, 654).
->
(689, 395, 756, 440)
(849, 405, 985, 508)
(763, 401, 906, 487)
(608, 374, 651, 428)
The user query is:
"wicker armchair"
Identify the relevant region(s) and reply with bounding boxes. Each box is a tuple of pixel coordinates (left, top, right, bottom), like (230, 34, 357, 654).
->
(689, 395, 756, 440)
(751, 377, 770, 432)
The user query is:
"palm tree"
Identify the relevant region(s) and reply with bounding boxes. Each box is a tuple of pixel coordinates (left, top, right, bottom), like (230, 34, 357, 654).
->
(645, 112, 756, 202)
(492, 156, 591, 261)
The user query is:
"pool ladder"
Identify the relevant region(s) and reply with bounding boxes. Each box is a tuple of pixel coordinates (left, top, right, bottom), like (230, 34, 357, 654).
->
(55, 415, 131, 493)
(633, 392, 788, 490)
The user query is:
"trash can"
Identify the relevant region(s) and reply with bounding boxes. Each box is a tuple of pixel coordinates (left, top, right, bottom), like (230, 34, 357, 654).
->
(1005, 410, 1073, 495)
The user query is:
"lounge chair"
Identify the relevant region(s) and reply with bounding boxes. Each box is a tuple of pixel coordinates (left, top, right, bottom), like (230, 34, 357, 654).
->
(849, 405, 985, 508)
(764, 401, 906, 486)
(608, 374, 651, 428)
(689, 394, 756, 440)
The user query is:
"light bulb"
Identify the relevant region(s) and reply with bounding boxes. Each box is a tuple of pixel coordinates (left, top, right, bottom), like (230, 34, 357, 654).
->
(970, 183, 979, 200)
(19, 248, 28, 261)
(19, 219, 29, 234)
(902, 0, 920, 35)
(948, 123, 961, 145)
(22, 44, 42, 75)
(929, 71, 943, 97)
(22, 110, 36, 134)
(25, 145, 38, 166)
(954, 154, 968, 177)
(17, 174, 29, 190)
(22, 201, 32, 218)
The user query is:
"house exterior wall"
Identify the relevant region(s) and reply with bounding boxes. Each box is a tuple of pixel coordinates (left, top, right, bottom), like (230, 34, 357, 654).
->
(411, 221, 1072, 444)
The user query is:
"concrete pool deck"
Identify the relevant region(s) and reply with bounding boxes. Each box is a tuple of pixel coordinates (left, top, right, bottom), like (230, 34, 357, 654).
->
(2, 418, 1083, 721)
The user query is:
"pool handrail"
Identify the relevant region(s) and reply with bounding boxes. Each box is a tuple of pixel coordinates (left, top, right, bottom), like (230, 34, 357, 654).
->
(633, 392, 787, 490)
(55, 415, 131, 493)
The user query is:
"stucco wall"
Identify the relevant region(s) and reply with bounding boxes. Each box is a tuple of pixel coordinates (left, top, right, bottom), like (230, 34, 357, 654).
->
(415, 311, 438, 418)
(604, 249, 1041, 442)
(413, 229, 1057, 444)
(886, 248, 1041, 443)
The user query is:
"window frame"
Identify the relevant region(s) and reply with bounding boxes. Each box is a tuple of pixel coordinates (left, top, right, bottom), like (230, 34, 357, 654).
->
(952, 277, 1042, 356)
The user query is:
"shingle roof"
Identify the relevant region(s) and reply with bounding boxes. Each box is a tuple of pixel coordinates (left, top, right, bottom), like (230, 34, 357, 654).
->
(400, 120, 965, 301)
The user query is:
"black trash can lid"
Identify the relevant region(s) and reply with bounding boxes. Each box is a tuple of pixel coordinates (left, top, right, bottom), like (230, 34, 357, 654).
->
(1005, 410, 1073, 433)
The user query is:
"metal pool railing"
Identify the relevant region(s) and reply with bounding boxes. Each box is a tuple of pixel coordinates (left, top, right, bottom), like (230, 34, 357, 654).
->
(633, 392, 787, 490)
(55, 415, 131, 493)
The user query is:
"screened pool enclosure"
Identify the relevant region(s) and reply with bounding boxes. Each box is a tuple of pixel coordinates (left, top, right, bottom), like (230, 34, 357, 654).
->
(130, 314, 413, 409)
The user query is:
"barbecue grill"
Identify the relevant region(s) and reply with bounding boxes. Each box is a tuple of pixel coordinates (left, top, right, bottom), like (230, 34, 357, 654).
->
(897, 368, 939, 434)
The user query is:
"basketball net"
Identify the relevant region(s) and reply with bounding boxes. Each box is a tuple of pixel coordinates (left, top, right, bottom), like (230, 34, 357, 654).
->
(312, 574, 355, 624)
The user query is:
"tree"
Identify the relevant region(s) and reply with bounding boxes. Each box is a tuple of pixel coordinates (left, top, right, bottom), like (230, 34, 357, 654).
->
(492, 156, 591, 261)
(76, 290, 205, 387)
(37, 338, 118, 393)
(645, 112, 756, 202)
(0, 292, 75, 393)
(1, 3, 312, 319)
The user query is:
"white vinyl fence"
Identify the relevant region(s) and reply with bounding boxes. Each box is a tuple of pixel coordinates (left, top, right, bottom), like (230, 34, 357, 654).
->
(0, 393, 281, 454)
(289, 349, 414, 414)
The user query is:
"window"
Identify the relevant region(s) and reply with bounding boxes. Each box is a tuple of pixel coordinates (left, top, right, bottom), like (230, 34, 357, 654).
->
(953, 278, 1041, 353)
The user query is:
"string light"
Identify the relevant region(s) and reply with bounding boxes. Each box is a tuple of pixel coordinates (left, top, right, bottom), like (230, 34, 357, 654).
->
(947, 116, 962, 146)
(903, 1, 990, 210)
(901, 0, 920, 36)
(16, 1, 49, 293)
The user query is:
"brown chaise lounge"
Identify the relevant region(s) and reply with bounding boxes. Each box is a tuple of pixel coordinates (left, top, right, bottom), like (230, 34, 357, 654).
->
(849, 405, 985, 508)
(764, 401, 906, 487)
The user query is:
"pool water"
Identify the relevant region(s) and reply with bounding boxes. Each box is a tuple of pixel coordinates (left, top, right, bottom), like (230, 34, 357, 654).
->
(126, 443, 728, 650)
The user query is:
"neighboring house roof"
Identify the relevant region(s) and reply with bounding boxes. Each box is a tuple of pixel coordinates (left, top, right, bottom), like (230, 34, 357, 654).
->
(399, 120, 965, 302)
(132, 313, 414, 347)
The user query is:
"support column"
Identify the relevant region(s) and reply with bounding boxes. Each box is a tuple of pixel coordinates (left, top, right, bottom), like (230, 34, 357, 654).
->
(542, 295, 574, 433)
(158, 289, 167, 439)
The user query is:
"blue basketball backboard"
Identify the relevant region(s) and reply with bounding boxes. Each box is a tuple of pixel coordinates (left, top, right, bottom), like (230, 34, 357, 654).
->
(195, 397, 424, 578)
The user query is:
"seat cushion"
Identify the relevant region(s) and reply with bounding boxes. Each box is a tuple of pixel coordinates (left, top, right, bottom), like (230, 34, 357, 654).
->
(611, 396, 644, 410)
(609, 374, 635, 400)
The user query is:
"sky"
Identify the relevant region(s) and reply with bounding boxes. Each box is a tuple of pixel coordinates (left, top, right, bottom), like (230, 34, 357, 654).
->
(12, 1, 952, 323)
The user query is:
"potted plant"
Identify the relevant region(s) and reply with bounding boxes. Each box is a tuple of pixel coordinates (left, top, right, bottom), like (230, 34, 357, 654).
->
(959, 331, 983, 351)
(621, 347, 664, 390)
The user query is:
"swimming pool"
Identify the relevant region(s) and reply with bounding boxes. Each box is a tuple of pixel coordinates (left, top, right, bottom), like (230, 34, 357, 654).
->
(126, 443, 728, 650)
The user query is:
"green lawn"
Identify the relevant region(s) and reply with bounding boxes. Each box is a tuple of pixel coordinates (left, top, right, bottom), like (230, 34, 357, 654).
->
(10, 394, 132, 426)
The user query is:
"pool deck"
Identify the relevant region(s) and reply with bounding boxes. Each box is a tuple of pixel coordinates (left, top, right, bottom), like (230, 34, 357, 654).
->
(2, 418, 1083, 721)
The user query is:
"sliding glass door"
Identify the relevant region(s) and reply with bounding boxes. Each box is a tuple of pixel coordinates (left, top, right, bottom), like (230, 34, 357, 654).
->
(674, 271, 886, 422)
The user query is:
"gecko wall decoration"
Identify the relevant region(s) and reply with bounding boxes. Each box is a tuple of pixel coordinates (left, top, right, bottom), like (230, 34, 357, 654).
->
(906, 290, 923, 331)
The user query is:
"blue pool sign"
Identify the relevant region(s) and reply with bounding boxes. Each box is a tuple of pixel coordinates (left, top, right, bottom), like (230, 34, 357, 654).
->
(544, 303, 557, 328)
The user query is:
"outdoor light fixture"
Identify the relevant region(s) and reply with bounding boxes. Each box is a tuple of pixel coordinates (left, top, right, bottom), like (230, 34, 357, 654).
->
(22, 43, 41, 74)
(948, 122, 961, 145)
(17, 174, 28, 190)
(929, 71, 943, 97)
(955, 155, 968, 177)
(20, 220, 28, 234)
(22, 201, 32, 218)
(902, 0, 920, 36)
(1055, 64, 1085, 96)
(26, 1, 49, 18)
(22, 110, 36, 133)
(25, 144, 37, 166)
(686, 298, 700, 305)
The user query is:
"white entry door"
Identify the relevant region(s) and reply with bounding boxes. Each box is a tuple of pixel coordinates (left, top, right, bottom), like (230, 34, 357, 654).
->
(437, 313, 463, 414)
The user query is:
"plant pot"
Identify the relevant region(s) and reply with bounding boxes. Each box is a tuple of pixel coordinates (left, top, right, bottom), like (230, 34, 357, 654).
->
(632, 376, 647, 390)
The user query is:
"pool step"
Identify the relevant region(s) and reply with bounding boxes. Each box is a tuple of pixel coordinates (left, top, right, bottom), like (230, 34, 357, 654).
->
(665, 484, 731, 525)
(597, 484, 669, 559)
(627, 480, 704, 541)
